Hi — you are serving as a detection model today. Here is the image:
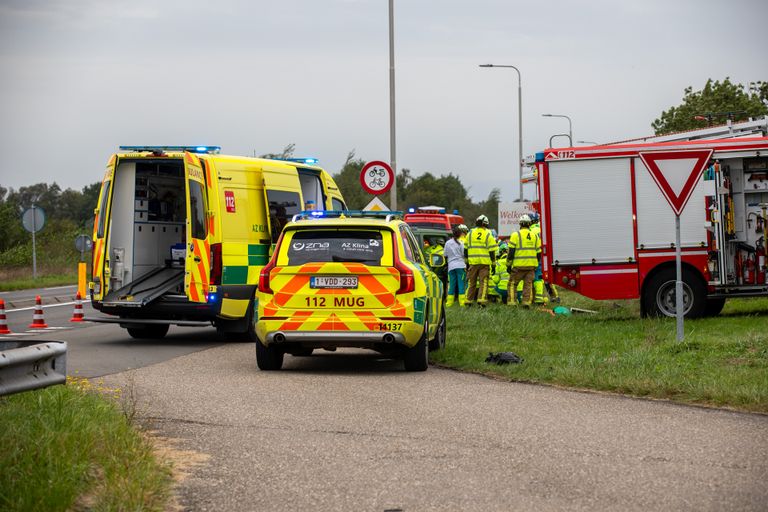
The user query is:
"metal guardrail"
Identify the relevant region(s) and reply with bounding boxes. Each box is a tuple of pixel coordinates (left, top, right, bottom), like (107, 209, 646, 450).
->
(0, 341, 67, 397)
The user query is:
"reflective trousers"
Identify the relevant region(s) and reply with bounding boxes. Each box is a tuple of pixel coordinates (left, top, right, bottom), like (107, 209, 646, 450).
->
(466, 264, 490, 305)
(508, 267, 536, 306)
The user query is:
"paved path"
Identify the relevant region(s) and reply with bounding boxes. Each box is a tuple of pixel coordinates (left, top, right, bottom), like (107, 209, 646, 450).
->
(104, 345, 768, 512)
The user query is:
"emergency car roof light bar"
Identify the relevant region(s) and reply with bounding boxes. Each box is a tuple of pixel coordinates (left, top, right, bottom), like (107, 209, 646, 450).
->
(273, 157, 320, 165)
(290, 210, 404, 222)
(119, 145, 221, 154)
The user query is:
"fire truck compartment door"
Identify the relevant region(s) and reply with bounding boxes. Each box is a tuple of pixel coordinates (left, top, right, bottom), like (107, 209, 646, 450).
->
(634, 157, 709, 249)
(548, 158, 634, 264)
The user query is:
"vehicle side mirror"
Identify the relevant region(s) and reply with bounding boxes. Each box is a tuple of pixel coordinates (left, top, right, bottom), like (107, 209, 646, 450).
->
(430, 253, 446, 268)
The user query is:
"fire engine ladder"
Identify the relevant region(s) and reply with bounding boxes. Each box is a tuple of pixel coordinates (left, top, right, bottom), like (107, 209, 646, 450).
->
(101, 267, 185, 308)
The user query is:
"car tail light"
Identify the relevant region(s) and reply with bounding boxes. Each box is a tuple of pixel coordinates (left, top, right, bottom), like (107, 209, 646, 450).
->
(259, 259, 276, 294)
(210, 243, 222, 285)
(393, 238, 415, 294)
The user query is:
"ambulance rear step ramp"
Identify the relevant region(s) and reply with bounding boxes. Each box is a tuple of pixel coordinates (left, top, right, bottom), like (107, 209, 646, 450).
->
(101, 267, 185, 307)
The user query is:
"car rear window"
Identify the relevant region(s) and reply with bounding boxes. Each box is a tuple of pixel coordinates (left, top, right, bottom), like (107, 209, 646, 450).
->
(284, 230, 385, 266)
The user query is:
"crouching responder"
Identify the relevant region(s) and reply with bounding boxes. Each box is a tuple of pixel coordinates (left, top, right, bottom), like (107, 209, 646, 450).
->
(464, 214, 497, 307)
(444, 226, 466, 307)
(529, 212, 560, 303)
(507, 214, 541, 307)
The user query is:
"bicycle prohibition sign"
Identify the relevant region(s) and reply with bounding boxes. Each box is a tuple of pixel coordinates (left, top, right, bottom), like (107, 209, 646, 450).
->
(360, 160, 394, 195)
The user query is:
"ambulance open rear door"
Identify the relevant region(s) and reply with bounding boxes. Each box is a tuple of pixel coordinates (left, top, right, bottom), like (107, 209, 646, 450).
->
(183, 152, 211, 303)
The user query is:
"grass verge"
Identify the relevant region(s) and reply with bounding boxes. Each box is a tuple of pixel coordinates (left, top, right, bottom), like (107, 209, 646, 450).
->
(432, 292, 768, 413)
(0, 377, 172, 511)
(0, 272, 78, 292)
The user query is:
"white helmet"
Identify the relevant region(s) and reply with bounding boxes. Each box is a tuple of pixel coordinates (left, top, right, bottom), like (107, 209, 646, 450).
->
(519, 214, 532, 227)
(476, 214, 489, 227)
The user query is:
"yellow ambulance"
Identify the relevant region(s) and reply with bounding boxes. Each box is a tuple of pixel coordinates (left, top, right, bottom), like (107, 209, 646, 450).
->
(89, 146, 346, 340)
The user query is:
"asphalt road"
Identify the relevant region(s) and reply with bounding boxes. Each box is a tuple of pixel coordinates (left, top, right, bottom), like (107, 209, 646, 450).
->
(104, 346, 768, 512)
(0, 285, 223, 376)
(3, 286, 767, 510)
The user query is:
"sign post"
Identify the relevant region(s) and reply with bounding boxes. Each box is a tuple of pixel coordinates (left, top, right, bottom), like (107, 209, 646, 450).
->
(21, 205, 46, 280)
(640, 149, 713, 341)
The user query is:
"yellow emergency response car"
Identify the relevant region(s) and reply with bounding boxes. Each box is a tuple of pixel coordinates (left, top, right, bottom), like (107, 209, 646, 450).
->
(255, 211, 446, 371)
(89, 146, 346, 340)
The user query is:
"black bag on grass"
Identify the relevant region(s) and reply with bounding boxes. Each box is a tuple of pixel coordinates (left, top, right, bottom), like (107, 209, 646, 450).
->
(485, 352, 523, 365)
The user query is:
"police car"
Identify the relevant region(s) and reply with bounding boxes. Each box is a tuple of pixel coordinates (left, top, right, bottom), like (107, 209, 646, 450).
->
(254, 211, 446, 371)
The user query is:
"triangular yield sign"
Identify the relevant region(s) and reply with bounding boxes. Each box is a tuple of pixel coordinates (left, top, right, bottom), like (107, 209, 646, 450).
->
(639, 149, 713, 215)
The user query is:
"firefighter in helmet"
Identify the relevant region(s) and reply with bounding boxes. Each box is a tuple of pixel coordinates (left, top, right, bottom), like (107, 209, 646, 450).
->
(507, 214, 541, 307)
(464, 214, 497, 306)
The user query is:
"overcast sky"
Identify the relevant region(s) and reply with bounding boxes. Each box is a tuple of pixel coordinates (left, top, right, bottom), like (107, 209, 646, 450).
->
(1, 0, 766, 203)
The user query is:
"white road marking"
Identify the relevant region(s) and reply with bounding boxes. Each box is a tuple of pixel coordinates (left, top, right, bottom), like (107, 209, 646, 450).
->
(7, 301, 78, 313)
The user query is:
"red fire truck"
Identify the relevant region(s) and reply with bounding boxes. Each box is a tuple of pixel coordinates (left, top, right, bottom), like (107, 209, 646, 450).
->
(404, 206, 464, 232)
(531, 118, 768, 318)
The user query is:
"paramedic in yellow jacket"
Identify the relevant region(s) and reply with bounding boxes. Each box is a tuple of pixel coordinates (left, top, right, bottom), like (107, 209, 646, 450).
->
(506, 214, 541, 307)
(464, 215, 497, 306)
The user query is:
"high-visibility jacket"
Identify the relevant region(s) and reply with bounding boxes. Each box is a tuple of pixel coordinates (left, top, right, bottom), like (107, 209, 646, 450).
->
(466, 227, 497, 265)
(494, 256, 510, 290)
(508, 227, 541, 268)
(531, 222, 541, 237)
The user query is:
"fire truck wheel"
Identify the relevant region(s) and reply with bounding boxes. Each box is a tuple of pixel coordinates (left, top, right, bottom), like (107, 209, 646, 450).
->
(703, 298, 726, 317)
(642, 267, 707, 319)
(126, 324, 169, 339)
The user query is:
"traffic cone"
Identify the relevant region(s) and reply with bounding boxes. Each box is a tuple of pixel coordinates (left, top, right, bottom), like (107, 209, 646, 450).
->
(29, 295, 48, 329)
(0, 299, 11, 334)
(70, 292, 85, 322)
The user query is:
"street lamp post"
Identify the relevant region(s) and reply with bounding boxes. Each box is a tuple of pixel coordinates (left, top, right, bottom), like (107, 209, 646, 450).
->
(542, 113, 573, 146)
(549, 134, 572, 147)
(388, 0, 397, 211)
(479, 64, 524, 201)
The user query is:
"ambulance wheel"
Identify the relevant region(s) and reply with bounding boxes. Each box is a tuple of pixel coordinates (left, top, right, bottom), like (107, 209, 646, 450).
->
(126, 324, 169, 339)
(256, 341, 284, 371)
(404, 320, 429, 372)
(428, 307, 446, 352)
(703, 298, 726, 317)
(642, 267, 707, 319)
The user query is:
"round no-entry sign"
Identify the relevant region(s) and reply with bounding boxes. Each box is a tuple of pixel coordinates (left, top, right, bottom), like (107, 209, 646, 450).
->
(360, 160, 394, 195)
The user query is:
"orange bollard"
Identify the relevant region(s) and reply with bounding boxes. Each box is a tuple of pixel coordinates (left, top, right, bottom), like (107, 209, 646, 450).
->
(70, 292, 85, 322)
(29, 295, 49, 329)
(0, 299, 11, 334)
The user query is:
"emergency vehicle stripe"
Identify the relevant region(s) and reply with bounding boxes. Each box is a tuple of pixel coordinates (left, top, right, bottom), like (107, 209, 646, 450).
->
(93, 239, 102, 277)
(278, 311, 314, 331)
(357, 275, 395, 307)
(274, 270, 319, 306)
(353, 311, 379, 330)
(317, 313, 350, 331)
(184, 152, 200, 166)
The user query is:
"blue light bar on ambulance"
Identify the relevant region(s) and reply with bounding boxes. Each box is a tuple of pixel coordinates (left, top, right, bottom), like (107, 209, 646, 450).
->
(535, 152, 545, 162)
(118, 146, 221, 154)
(280, 157, 320, 165)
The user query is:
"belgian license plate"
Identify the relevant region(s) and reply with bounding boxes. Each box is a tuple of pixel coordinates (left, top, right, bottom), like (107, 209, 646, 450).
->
(310, 276, 358, 289)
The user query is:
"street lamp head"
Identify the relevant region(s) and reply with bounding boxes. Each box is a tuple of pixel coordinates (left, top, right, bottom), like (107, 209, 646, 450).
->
(479, 64, 494, 68)
(542, 114, 553, 117)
